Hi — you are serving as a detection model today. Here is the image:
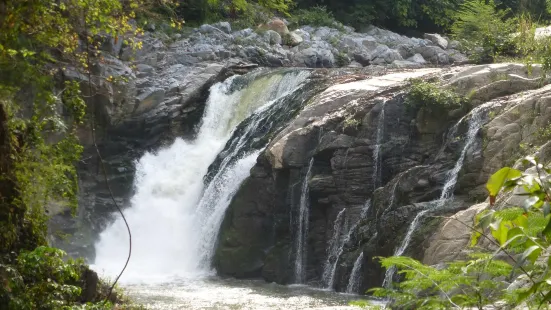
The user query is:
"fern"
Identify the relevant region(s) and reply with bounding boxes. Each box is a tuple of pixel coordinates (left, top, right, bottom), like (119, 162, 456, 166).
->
(371, 255, 512, 309)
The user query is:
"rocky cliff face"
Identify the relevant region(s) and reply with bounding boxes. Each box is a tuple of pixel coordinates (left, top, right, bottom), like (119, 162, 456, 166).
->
(47, 19, 548, 294)
(214, 63, 551, 293)
(50, 21, 468, 261)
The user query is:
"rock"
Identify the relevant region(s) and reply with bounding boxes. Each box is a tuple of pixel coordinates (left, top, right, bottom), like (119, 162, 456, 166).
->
(81, 268, 99, 302)
(415, 45, 450, 64)
(448, 40, 461, 50)
(136, 64, 154, 78)
(264, 30, 282, 45)
(389, 60, 422, 69)
(259, 19, 290, 37)
(293, 47, 334, 68)
(397, 44, 415, 59)
(371, 46, 403, 64)
(407, 53, 427, 64)
(288, 32, 304, 46)
(135, 87, 165, 114)
(213, 21, 232, 34)
(446, 49, 469, 64)
(423, 203, 488, 265)
(424, 33, 448, 49)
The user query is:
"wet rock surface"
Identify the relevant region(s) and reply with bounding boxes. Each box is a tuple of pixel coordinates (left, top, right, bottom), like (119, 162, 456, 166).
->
(215, 63, 551, 293)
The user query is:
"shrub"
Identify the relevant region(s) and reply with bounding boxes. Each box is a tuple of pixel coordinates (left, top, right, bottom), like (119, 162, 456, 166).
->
(289, 6, 344, 30)
(404, 79, 466, 113)
(451, 0, 516, 63)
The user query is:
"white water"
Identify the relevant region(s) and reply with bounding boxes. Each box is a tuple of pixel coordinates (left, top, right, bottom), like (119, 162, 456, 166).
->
(372, 102, 386, 190)
(346, 252, 364, 294)
(323, 200, 372, 290)
(322, 209, 347, 288)
(295, 158, 314, 283)
(382, 103, 494, 287)
(93, 70, 309, 283)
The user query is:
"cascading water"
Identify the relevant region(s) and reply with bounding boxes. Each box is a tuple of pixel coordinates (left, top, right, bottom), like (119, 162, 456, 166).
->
(322, 209, 347, 287)
(93, 69, 311, 282)
(372, 102, 386, 190)
(382, 102, 496, 288)
(294, 158, 314, 283)
(323, 200, 372, 289)
(346, 252, 364, 294)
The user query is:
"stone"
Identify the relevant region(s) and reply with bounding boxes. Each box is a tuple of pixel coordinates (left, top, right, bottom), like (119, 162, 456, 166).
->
(415, 45, 450, 64)
(448, 40, 461, 50)
(389, 60, 422, 69)
(259, 19, 290, 37)
(423, 204, 488, 265)
(407, 53, 427, 64)
(424, 33, 448, 49)
(287, 32, 304, 46)
(264, 30, 282, 45)
(213, 21, 232, 34)
(293, 47, 334, 68)
(135, 88, 165, 114)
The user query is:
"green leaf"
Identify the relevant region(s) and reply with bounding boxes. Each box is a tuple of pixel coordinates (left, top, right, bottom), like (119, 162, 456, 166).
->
(486, 167, 522, 202)
(542, 217, 551, 240)
(522, 245, 542, 264)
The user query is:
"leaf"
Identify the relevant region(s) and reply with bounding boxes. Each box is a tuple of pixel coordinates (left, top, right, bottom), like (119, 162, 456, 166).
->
(486, 167, 522, 204)
(522, 245, 542, 264)
(543, 217, 551, 240)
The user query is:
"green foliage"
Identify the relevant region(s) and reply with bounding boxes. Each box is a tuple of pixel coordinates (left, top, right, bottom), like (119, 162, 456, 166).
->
(370, 254, 511, 309)
(404, 79, 467, 114)
(372, 156, 551, 309)
(289, 6, 344, 30)
(451, 0, 516, 63)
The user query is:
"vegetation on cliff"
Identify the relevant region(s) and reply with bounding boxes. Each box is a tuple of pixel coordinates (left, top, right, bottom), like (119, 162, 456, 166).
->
(361, 160, 551, 308)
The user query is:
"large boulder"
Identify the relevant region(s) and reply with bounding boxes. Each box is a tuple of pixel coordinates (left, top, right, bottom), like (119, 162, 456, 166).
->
(424, 33, 449, 49)
(259, 19, 290, 37)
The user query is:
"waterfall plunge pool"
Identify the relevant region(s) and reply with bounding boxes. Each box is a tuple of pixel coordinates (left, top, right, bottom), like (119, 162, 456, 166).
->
(121, 277, 378, 309)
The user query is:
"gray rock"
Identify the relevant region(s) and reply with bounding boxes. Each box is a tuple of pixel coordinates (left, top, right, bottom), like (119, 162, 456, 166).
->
(424, 33, 448, 49)
(415, 45, 450, 64)
(213, 22, 232, 34)
(448, 40, 461, 50)
(135, 88, 165, 114)
(407, 53, 427, 64)
(293, 47, 334, 68)
(389, 60, 422, 69)
(288, 31, 304, 46)
(264, 30, 282, 45)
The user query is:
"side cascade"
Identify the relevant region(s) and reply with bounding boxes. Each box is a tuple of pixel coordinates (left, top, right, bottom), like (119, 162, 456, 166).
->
(346, 252, 365, 294)
(372, 101, 386, 190)
(382, 101, 499, 288)
(93, 69, 311, 282)
(294, 158, 315, 284)
(324, 200, 372, 290)
(322, 208, 347, 288)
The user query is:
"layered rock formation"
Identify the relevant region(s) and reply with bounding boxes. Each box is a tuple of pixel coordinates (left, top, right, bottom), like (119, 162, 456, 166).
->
(214, 63, 551, 293)
(48, 19, 550, 296)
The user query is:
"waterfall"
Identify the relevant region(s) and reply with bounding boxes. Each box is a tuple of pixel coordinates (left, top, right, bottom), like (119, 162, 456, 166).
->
(322, 208, 347, 288)
(294, 158, 314, 283)
(93, 69, 311, 282)
(382, 102, 495, 288)
(346, 252, 364, 294)
(322, 200, 372, 289)
(372, 102, 386, 190)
